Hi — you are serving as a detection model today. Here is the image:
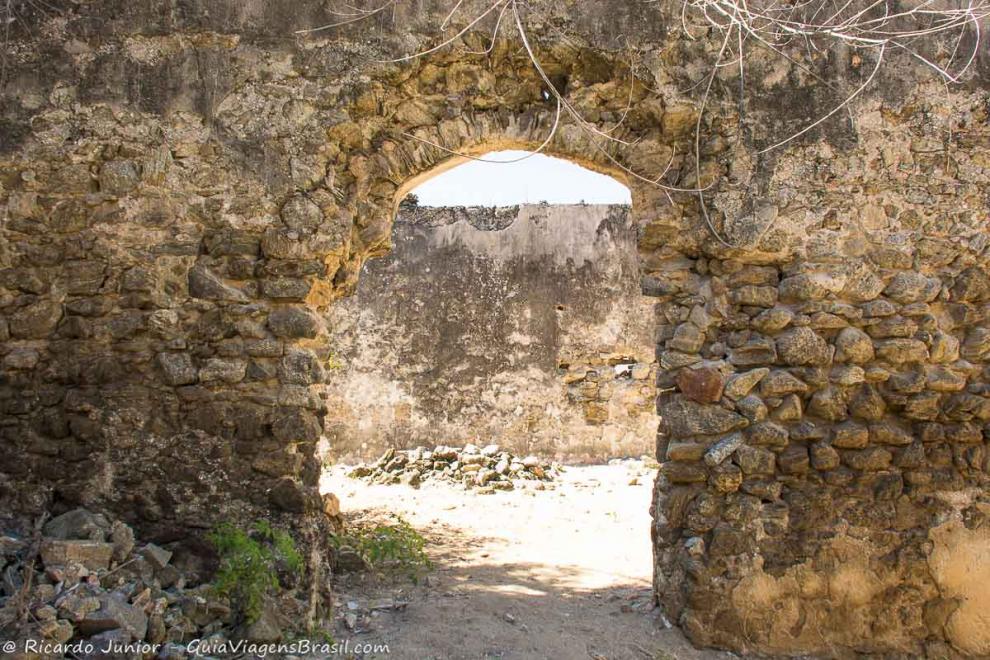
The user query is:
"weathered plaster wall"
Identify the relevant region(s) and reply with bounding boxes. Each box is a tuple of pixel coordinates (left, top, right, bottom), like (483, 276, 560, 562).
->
(325, 203, 657, 462)
(1, 0, 989, 655)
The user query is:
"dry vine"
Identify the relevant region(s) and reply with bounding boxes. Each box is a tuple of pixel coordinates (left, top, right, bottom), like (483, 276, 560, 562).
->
(297, 0, 989, 245)
(297, 0, 698, 202)
(676, 0, 987, 243)
(678, 0, 987, 151)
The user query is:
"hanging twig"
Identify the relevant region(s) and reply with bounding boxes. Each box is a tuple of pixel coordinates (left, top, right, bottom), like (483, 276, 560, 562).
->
(292, 0, 989, 245)
(294, 0, 398, 35)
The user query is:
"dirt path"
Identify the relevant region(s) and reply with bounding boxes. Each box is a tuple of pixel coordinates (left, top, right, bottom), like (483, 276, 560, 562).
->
(321, 461, 732, 660)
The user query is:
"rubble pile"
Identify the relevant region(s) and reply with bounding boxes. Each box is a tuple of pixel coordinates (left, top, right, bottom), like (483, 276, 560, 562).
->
(0, 509, 303, 658)
(347, 445, 562, 491)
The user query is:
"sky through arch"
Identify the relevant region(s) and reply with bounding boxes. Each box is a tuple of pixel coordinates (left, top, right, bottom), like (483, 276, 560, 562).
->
(409, 150, 632, 207)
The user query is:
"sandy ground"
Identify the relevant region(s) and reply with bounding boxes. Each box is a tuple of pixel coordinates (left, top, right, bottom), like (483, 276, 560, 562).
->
(320, 461, 733, 660)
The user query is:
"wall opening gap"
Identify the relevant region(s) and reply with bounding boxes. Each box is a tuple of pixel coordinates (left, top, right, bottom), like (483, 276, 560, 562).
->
(321, 150, 658, 645)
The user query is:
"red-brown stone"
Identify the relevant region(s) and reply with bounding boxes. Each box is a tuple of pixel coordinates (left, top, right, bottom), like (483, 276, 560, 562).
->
(677, 367, 726, 404)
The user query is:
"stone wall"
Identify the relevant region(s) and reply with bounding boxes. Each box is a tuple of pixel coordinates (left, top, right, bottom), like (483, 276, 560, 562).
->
(325, 202, 657, 462)
(654, 254, 990, 656)
(0, 0, 988, 655)
(645, 79, 990, 658)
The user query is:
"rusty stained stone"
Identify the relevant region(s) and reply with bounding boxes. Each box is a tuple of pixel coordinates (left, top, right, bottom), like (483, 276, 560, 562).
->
(677, 366, 727, 403)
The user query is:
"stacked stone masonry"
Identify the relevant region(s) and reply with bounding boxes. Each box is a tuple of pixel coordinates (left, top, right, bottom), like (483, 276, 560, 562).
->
(0, 0, 988, 656)
(654, 258, 990, 656)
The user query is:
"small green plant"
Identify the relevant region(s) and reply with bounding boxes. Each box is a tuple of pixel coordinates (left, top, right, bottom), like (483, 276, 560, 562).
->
(210, 520, 304, 624)
(334, 515, 431, 582)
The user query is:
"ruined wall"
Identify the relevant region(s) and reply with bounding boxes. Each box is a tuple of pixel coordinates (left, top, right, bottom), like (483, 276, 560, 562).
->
(0, 0, 680, 543)
(325, 203, 656, 462)
(647, 92, 990, 656)
(0, 0, 989, 655)
(653, 245, 990, 657)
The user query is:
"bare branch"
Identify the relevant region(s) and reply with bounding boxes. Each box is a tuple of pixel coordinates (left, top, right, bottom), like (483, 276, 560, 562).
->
(294, 0, 398, 34)
(289, 0, 987, 247)
(757, 42, 887, 153)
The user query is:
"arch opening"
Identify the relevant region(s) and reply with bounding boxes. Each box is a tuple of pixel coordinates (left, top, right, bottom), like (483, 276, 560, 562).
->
(406, 150, 632, 207)
(326, 150, 651, 462)
(321, 150, 663, 656)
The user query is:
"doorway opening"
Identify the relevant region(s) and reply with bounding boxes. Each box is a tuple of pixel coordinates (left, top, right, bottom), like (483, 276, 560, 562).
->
(321, 150, 671, 658)
(324, 151, 652, 461)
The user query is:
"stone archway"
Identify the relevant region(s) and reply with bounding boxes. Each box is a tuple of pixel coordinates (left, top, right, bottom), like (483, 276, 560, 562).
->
(3, 3, 990, 655)
(1, 33, 707, 612)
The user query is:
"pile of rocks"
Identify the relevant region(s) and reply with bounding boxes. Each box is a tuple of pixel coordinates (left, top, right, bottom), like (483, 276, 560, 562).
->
(348, 445, 562, 491)
(0, 509, 298, 659)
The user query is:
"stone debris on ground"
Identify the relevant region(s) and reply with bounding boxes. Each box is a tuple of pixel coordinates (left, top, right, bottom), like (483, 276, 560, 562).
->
(0, 509, 308, 659)
(346, 445, 563, 491)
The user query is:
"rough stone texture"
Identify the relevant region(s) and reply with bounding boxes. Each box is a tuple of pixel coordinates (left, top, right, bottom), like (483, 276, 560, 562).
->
(676, 366, 725, 404)
(39, 540, 114, 571)
(0, 0, 988, 657)
(0, 507, 320, 652)
(325, 204, 657, 462)
(654, 223, 990, 656)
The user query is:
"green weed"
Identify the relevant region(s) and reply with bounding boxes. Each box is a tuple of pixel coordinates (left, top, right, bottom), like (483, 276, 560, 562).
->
(334, 515, 431, 582)
(209, 520, 304, 624)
